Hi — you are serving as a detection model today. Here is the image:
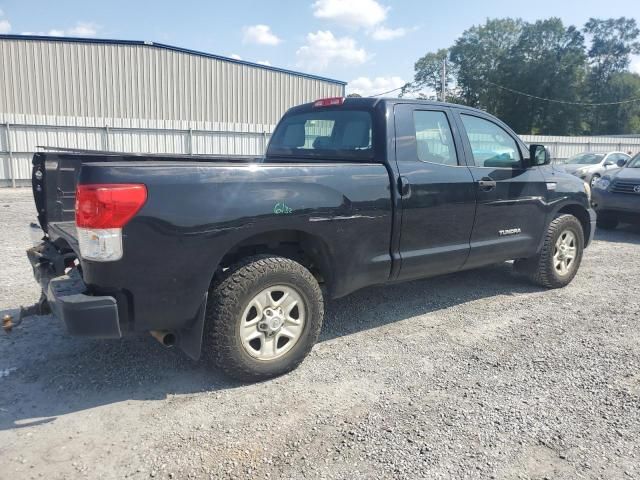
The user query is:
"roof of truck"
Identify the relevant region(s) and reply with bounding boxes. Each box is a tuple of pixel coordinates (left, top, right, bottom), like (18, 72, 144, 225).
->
(295, 96, 490, 115)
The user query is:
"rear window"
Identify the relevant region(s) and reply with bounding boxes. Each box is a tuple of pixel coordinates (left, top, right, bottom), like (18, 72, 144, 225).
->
(267, 109, 373, 160)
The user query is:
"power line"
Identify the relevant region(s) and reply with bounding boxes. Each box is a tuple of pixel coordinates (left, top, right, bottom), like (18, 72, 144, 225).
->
(369, 83, 411, 97)
(367, 75, 640, 105)
(483, 80, 640, 106)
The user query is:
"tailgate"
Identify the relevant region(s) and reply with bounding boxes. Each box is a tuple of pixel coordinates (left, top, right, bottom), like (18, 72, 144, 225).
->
(32, 152, 84, 233)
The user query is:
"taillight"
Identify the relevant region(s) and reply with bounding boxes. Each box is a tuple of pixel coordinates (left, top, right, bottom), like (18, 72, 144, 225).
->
(75, 184, 147, 262)
(313, 97, 345, 107)
(76, 184, 147, 228)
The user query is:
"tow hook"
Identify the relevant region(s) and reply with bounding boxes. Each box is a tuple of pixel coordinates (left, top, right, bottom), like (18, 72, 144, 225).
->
(2, 314, 15, 333)
(2, 295, 51, 333)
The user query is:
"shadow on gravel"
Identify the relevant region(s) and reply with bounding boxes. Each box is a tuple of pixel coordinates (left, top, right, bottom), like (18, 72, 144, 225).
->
(0, 261, 538, 431)
(321, 261, 539, 341)
(0, 315, 244, 431)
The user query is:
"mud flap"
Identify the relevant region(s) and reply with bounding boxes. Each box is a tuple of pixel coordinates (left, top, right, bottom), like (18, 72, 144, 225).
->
(177, 292, 208, 361)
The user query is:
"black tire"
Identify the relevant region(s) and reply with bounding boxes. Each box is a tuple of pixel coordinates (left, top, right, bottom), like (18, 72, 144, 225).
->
(203, 255, 324, 382)
(514, 214, 584, 288)
(596, 215, 619, 230)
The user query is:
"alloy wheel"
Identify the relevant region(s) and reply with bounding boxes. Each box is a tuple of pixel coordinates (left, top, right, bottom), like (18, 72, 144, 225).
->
(239, 285, 305, 361)
(553, 230, 577, 276)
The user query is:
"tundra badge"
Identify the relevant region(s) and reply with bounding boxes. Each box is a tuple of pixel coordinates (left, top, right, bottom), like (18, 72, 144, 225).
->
(499, 228, 522, 236)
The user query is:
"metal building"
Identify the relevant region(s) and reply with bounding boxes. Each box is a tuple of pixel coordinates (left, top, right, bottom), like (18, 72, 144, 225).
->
(0, 35, 346, 186)
(520, 135, 640, 161)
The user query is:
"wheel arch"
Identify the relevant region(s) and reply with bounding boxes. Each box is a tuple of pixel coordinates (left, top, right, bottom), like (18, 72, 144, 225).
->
(212, 229, 335, 295)
(554, 202, 592, 246)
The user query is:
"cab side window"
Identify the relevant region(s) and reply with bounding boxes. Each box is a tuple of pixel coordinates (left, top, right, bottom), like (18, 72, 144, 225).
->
(460, 114, 521, 169)
(413, 111, 458, 166)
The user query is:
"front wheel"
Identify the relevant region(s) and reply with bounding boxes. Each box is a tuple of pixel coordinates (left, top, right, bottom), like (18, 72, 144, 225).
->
(514, 214, 584, 288)
(203, 255, 324, 381)
(590, 174, 601, 188)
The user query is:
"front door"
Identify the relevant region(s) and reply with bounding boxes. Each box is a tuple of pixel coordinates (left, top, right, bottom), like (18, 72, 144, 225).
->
(453, 110, 547, 268)
(394, 104, 477, 281)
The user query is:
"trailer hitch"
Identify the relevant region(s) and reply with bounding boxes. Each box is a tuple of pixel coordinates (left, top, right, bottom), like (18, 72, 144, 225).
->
(2, 294, 50, 333)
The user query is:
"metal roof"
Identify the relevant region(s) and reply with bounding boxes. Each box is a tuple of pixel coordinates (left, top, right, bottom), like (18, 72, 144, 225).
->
(0, 34, 347, 86)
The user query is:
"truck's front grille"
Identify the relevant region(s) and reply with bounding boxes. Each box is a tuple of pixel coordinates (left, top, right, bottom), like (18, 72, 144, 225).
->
(610, 179, 640, 195)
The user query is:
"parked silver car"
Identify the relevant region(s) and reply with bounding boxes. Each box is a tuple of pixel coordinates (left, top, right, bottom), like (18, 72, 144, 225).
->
(562, 152, 631, 186)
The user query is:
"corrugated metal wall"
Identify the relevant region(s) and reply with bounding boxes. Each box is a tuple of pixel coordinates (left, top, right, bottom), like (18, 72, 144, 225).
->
(520, 135, 640, 161)
(0, 36, 345, 186)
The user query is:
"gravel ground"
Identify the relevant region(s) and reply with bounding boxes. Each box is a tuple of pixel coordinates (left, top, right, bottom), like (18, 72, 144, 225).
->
(1, 187, 639, 480)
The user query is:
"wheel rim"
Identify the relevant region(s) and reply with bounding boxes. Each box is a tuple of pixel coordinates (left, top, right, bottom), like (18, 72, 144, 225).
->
(239, 285, 306, 361)
(553, 230, 577, 276)
(590, 175, 599, 187)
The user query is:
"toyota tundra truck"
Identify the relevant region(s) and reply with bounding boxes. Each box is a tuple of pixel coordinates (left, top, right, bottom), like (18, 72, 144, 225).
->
(20, 97, 596, 381)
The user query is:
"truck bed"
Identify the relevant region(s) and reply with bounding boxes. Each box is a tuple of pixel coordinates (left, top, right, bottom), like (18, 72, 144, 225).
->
(32, 150, 262, 231)
(32, 150, 395, 336)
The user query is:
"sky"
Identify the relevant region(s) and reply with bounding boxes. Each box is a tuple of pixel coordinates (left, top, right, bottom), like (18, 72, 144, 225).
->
(0, 0, 639, 96)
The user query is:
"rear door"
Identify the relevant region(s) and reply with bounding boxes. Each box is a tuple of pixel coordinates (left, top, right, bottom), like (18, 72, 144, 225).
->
(393, 104, 476, 281)
(453, 110, 547, 268)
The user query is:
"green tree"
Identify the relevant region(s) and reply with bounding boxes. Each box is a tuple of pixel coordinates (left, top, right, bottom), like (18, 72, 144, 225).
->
(499, 19, 586, 134)
(584, 17, 640, 84)
(583, 17, 640, 133)
(448, 18, 524, 112)
(593, 72, 640, 134)
(409, 16, 640, 135)
(403, 48, 455, 100)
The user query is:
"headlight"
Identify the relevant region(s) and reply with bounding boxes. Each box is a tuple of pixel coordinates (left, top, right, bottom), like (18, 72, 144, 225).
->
(594, 178, 610, 190)
(583, 181, 591, 202)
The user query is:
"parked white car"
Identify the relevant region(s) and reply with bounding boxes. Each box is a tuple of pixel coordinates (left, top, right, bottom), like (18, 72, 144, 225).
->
(562, 152, 631, 186)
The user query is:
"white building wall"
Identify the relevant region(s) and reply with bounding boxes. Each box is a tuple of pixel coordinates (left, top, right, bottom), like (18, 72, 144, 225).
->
(520, 135, 640, 161)
(0, 36, 345, 186)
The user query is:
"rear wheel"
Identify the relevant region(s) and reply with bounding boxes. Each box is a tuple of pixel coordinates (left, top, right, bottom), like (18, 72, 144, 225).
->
(514, 214, 584, 288)
(203, 255, 324, 381)
(596, 215, 619, 230)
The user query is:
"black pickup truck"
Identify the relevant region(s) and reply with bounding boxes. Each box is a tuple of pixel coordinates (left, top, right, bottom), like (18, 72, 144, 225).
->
(23, 97, 595, 380)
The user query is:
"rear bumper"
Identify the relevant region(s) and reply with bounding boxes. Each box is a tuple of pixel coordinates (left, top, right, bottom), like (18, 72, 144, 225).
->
(47, 273, 121, 338)
(27, 242, 122, 338)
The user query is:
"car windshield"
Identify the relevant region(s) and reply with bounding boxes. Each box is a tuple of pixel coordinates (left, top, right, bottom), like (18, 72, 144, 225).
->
(627, 154, 640, 168)
(267, 109, 373, 160)
(568, 153, 605, 165)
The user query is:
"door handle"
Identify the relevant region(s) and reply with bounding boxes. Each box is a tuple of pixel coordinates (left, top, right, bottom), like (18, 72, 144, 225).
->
(478, 178, 496, 191)
(398, 176, 411, 196)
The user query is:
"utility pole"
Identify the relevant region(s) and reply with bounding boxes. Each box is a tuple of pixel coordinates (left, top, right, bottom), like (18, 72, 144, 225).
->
(441, 58, 447, 102)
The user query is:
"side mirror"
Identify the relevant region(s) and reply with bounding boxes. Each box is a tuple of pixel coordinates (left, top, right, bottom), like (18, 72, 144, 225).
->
(529, 144, 550, 167)
(617, 158, 627, 168)
(604, 160, 614, 167)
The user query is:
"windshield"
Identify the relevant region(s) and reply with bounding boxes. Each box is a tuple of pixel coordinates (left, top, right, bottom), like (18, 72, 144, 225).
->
(568, 153, 605, 165)
(627, 153, 640, 168)
(267, 109, 373, 160)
